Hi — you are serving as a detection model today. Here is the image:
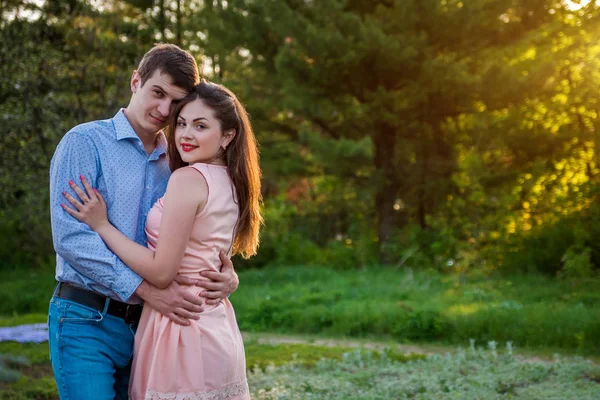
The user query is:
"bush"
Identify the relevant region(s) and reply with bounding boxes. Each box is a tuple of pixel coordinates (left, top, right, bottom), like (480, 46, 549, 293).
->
(559, 246, 595, 279)
(382, 224, 460, 270)
(500, 204, 600, 276)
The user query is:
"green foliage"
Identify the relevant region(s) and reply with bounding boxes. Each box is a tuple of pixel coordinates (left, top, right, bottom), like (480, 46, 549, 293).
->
(0, 335, 425, 399)
(0, 342, 49, 367)
(0, 376, 57, 400)
(249, 347, 600, 399)
(245, 342, 353, 371)
(2, 0, 600, 273)
(501, 203, 600, 276)
(1, 333, 598, 399)
(3, 264, 600, 354)
(560, 247, 595, 279)
(236, 194, 378, 269)
(0, 268, 55, 315)
(383, 225, 460, 270)
(231, 266, 600, 354)
(0, 0, 145, 266)
(0, 354, 27, 384)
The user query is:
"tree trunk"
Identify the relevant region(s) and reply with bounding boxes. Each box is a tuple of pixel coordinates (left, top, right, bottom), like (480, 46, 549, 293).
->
(373, 126, 399, 264)
(417, 145, 428, 229)
(176, 0, 181, 45)
(158, 0, 166, 41)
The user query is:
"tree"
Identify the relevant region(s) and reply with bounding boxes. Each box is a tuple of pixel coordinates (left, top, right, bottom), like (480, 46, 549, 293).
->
(204, 0, 573, 263)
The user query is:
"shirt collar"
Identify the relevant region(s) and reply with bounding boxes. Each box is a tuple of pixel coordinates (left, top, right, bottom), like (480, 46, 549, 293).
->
(151, 131, 168, 160)
(113, 109, 168, 159)
(113, 109, 139, 141)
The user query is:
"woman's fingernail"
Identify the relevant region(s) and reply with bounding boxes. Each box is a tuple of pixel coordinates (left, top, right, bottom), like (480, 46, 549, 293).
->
(68, 180, 74, 185)
(80, 175, 85, 181)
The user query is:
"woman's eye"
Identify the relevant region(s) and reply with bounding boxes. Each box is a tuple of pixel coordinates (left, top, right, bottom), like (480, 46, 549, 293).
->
(154, 90, 164, 97)
(195, 124, 205, 130)
(177, 121, 185, 127)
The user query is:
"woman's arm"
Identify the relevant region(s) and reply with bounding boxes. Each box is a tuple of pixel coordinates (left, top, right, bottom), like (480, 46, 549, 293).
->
(63, 168, 208, 289)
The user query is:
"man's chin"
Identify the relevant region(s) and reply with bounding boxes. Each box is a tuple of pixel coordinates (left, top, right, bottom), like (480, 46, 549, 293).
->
(146, 122, 165, 133)
(149, 116, 166, 127)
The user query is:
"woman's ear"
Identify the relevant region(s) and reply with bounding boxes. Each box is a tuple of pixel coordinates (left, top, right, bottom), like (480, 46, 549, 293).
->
(222, 129, 236, 149)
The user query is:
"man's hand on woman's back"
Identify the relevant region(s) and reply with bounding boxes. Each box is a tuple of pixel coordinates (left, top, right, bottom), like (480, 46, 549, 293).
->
(135, 280, 204, 325)
(198, 251, 239, 305)
(135, 251, 238, 324)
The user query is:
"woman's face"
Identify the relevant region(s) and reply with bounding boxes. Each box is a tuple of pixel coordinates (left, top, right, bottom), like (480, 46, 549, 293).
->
(174, 99, 234, 165)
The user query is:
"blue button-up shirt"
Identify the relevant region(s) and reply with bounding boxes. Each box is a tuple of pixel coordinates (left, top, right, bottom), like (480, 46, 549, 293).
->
(49, 110, 171, 303)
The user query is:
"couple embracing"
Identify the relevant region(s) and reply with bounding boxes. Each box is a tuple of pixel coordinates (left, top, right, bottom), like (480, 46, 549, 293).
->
(48, 44, 261, 400)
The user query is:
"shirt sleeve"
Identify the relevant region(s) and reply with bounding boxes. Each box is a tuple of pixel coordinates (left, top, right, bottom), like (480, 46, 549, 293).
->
(49, 131, 143, 301)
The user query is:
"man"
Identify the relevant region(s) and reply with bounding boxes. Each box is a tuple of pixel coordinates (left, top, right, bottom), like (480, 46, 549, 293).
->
(48, 44, 238, 399)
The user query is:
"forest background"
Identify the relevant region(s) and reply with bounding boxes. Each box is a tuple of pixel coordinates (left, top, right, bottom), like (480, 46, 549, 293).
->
(2, 0, 599, 277)
(2, 1, 600, 398)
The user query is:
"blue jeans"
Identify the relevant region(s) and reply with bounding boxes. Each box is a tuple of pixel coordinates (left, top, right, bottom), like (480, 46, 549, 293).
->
(48, 294, 137, 400)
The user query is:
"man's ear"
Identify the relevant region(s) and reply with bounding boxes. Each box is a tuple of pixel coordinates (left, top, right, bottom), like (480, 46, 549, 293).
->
(130, 70, 141, 93)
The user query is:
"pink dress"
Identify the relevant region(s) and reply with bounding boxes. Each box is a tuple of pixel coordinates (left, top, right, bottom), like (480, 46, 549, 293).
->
(129, 163, 249, 400)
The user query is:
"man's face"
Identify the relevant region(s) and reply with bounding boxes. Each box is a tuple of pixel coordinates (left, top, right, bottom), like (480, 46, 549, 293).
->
(126, 69, 189, 137)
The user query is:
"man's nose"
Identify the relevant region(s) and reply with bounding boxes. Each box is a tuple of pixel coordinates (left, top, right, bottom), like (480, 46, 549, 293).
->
(157, 100, 170, 117)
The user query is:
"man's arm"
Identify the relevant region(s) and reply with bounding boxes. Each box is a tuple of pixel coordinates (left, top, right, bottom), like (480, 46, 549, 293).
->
(50, 131, 142, 301)
(132, 253, 234, 322)
(63, 168, 206, 289)
(52, 132, 205, 323)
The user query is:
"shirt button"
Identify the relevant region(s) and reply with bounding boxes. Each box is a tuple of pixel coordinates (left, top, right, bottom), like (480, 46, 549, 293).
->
(146, 185, 150, 189)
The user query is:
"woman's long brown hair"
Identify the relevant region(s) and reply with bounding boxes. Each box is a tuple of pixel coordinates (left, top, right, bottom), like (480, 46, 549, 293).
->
(166, 80, 263, 258)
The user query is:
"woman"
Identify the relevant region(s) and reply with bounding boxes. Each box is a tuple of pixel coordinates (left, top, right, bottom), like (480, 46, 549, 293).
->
(61, 80, 262, 399)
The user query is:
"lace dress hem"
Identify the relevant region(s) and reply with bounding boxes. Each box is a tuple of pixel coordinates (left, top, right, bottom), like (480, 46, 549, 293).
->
(143, 378, 249, 400)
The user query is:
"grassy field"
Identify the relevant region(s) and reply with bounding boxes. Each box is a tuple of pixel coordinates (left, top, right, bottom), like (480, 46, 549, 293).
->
(1, 265, 600, 355)
(1, 265, 600, 398)
(0, 332, 599, 399)
(233, 266, 600, 355)
(0, 331, 426, 399)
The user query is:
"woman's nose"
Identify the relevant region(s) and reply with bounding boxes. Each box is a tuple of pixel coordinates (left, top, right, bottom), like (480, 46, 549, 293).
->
(181, 126, 193, 138)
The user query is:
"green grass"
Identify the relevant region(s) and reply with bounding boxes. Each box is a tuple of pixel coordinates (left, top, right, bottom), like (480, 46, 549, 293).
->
(0, 339, 425, 399)
(0, 269, 55, 316)
(0, 316, 47, 328)
(2, 265, 598, 398)
(1, 338, 599, 399)
(248, 347, 600, 399)
(245, 341, 425, 371)
(0, 342, 49, 367)
(2, 265, 600, 354)
(229, 266, 600, 355)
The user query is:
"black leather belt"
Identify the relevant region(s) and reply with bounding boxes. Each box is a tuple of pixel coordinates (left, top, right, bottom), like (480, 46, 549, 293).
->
(56, 282, 143, 324)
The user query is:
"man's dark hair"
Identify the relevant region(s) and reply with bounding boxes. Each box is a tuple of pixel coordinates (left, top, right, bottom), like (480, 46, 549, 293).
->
(137, 43, 200, 92)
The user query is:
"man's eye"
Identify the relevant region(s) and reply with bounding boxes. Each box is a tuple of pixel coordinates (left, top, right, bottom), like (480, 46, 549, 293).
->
(154, 90, 164, 97)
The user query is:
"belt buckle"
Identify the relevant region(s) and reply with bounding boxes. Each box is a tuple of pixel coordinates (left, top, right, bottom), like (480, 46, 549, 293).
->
(124, 305, 140, 324)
